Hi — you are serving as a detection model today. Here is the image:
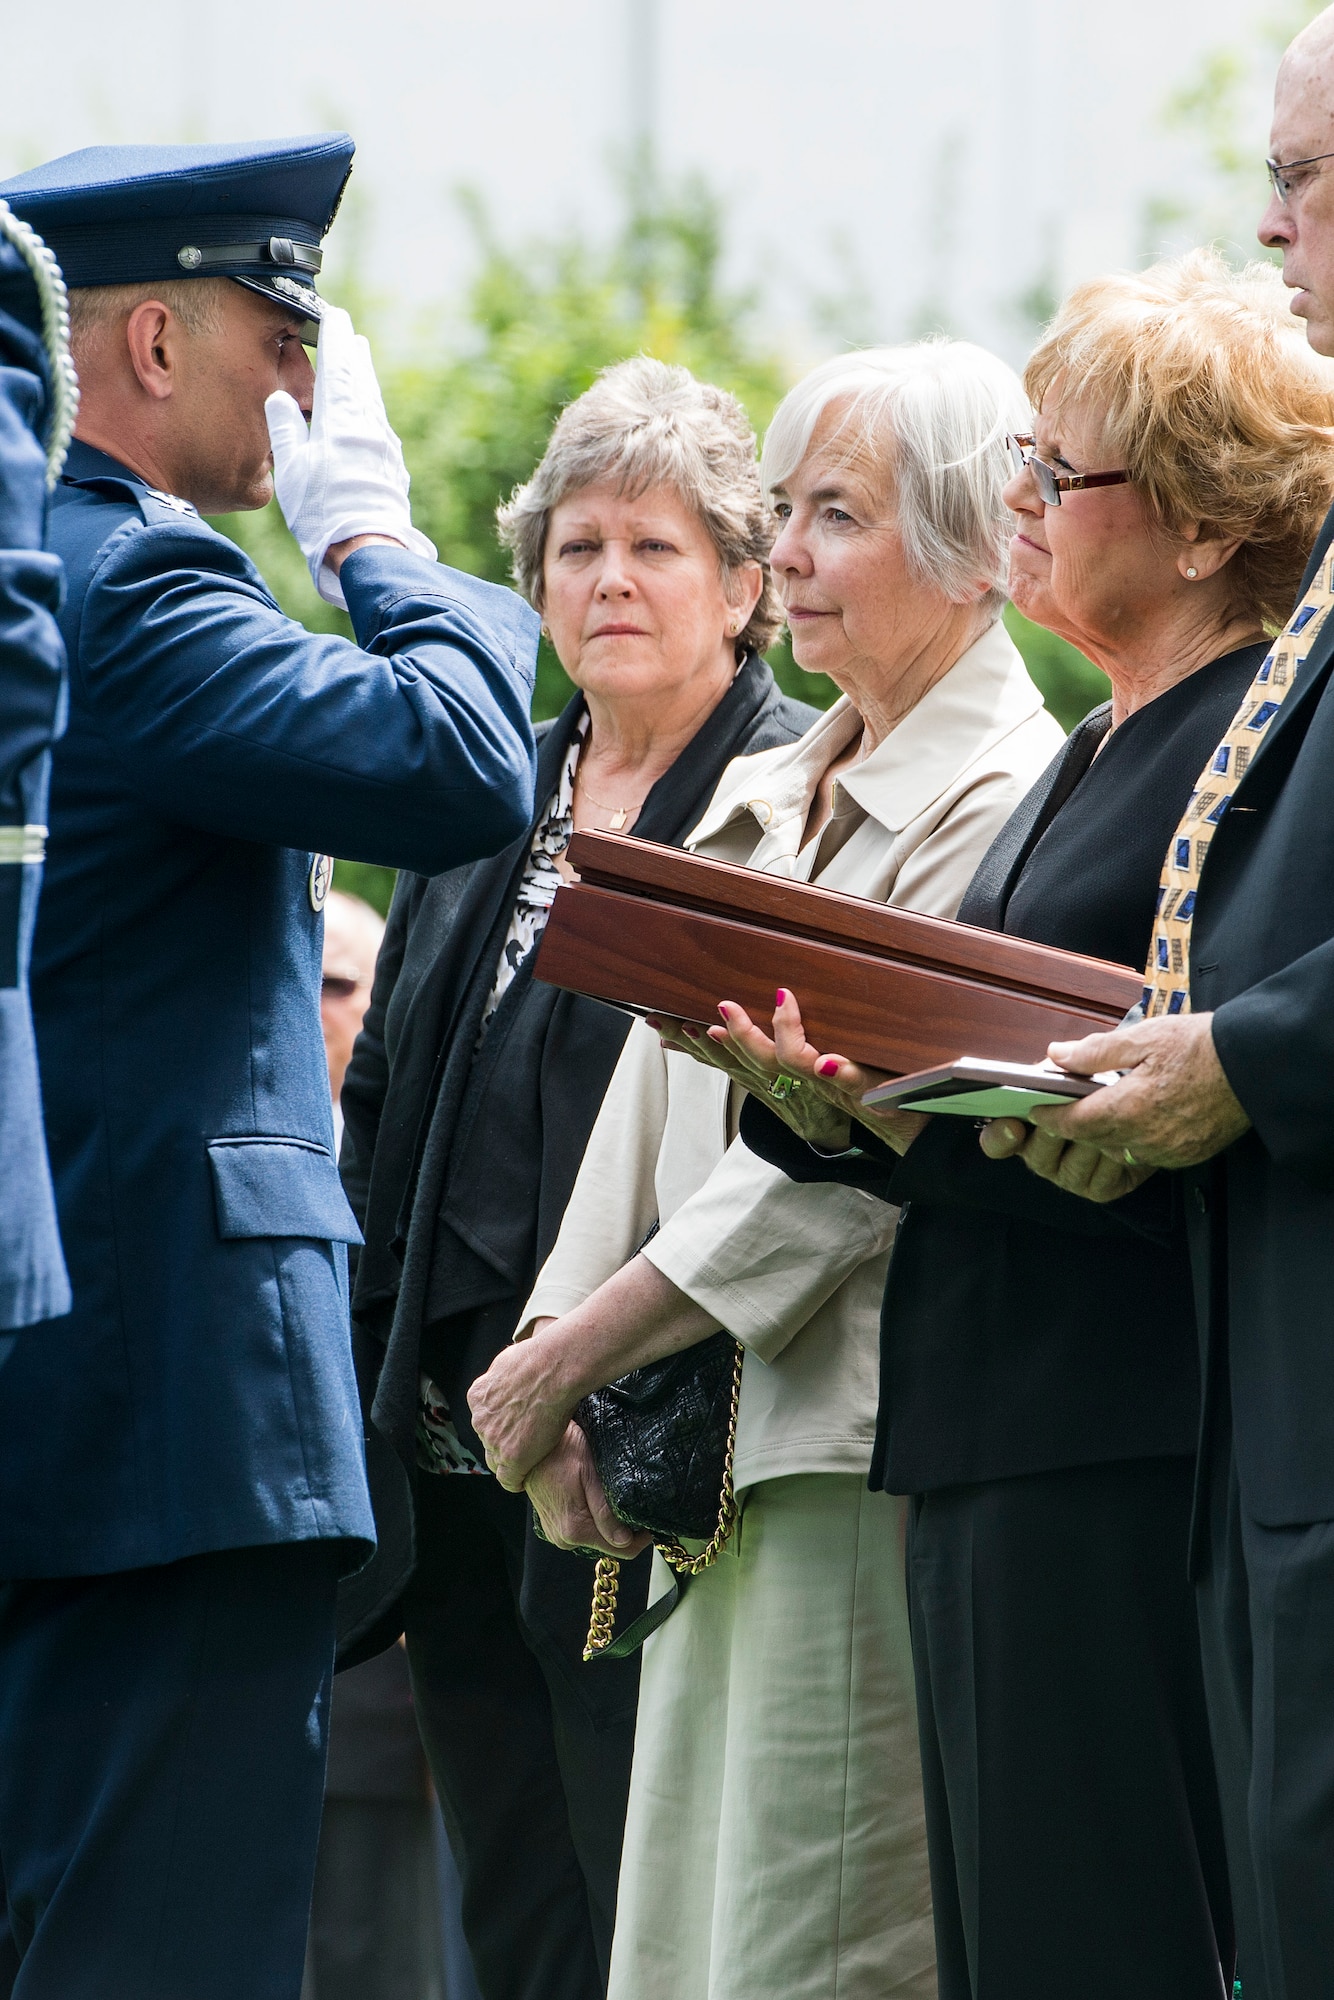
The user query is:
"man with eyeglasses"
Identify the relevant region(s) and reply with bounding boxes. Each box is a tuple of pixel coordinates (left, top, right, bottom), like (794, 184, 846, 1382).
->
(1008, 8, 1334, 1994)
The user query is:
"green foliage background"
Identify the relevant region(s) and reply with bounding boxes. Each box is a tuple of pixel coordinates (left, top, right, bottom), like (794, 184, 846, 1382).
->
(216, 183, 1106, 917)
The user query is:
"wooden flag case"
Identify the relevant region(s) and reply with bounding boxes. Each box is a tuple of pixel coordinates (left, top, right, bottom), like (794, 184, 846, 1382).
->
(533, 831, 1143, 1077)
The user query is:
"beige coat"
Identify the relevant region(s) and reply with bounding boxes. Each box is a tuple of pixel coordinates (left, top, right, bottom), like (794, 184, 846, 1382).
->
(521, 619, 1065, 1490)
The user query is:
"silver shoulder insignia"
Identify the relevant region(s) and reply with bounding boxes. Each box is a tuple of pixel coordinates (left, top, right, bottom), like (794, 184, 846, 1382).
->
(143, 486, 199, 516)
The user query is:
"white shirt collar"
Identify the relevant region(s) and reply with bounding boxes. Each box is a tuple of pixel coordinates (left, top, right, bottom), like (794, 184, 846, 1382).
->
(688, 618, 1046, 850)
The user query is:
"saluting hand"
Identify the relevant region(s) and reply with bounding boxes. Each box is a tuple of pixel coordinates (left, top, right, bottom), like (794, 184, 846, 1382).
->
(265, 304, 436, 607)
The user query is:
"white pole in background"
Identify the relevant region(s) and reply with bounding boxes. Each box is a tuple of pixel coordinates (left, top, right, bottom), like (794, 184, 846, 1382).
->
(627, 0, 659, 197)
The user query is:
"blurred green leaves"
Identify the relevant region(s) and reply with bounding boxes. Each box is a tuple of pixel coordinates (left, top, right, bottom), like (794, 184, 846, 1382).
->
(1002, 605, 1109, 732)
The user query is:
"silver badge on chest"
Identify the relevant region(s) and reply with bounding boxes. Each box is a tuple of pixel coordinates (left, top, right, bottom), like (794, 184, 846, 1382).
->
(308, 853, 334, 912)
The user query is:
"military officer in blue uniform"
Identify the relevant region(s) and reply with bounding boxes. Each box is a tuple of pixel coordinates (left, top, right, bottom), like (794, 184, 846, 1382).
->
(0, 136, 538, 2000)
(0, 200, 76, 1360)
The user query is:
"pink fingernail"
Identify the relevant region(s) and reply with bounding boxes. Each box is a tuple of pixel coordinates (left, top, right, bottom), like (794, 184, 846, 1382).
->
(683, 1024, 700, 1037)
(817, 1057, 840, 1077)
(775, 988, 788, 1006)
(718, 1002, 732, 1018)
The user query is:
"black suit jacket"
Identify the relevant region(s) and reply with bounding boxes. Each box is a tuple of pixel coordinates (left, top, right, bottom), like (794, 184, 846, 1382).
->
(337, 657, 814, 1659)
(1190, 504, 1334, 1526)
(741, 651, 1265, 1494)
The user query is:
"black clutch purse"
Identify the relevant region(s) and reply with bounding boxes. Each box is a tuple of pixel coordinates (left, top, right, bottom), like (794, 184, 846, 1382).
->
(570, 1254, 743, 1660)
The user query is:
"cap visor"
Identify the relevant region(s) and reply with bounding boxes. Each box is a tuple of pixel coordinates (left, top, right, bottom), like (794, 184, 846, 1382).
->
(232, 273, 324, 330)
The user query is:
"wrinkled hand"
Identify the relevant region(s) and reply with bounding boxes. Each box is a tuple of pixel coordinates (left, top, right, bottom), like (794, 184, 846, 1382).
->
(694, 989, 927, 1158)
(648, 998, 854, 1149)
(265, 304, 436, 608)
(1023, 1012, 1250, 1170)
(526, 1425, 650, 1560)
(468, 1331, 578, 1492)
(978, 1117, 1158, 1202)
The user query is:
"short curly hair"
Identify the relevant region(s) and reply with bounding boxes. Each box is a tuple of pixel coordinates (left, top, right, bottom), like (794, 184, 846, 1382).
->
(496, 355, 784, 656)
(1025, 250, 1334, 632)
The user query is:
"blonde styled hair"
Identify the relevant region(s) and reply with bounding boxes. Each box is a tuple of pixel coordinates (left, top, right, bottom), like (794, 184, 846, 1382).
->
(497, 356, 784, 656)
(1026, 250, 1334, 630)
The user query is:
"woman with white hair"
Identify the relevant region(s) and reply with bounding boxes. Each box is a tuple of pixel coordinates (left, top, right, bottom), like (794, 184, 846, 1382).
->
(469, 340, 1065, 1997)
(340, 356, 816, 2000)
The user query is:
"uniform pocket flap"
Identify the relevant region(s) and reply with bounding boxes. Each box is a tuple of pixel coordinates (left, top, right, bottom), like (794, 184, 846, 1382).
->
(206, 1136, 364, 1244)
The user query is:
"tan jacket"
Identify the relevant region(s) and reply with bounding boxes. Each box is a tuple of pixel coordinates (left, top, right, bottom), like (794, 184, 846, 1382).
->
(520, 620, 1065, 1489)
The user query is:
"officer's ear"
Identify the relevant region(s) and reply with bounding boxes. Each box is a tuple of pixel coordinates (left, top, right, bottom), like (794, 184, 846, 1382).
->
(124, 300, 187, 403)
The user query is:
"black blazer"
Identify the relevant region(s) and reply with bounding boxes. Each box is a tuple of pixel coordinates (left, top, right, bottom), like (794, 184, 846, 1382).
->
(743, 647, 1262, 1494)
(1190, 504, 1334, 1526)
(337, 657, 814, 1657)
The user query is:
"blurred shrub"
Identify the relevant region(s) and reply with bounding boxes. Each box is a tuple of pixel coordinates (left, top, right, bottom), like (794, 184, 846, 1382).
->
(1003, 605, 1110, 731)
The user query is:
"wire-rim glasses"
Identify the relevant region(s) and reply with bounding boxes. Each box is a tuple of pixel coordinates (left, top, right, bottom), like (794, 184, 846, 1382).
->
(1005, 433, 1131, 508)
(1266, 150, 1334, 203)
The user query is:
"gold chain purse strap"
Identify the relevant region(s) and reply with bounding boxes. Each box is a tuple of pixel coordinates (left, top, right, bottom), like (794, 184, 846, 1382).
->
(583, 1335, 744, 1660)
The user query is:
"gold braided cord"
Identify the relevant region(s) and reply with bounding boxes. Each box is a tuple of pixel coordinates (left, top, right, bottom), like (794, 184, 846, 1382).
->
(582, 1337, 745, 1660)
(0, 200, 79, 488)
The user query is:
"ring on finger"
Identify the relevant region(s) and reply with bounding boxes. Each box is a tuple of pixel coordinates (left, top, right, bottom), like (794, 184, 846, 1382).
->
(1123, 1147, 1138, 1167)
(769, 1073, 802, 1100)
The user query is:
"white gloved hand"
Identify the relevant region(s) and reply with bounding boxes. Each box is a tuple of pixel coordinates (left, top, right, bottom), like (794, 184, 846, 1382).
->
(265, 304, 437, 609)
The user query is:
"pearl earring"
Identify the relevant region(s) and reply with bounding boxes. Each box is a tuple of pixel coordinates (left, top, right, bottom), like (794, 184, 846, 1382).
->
(1185, 566, 1199, 579)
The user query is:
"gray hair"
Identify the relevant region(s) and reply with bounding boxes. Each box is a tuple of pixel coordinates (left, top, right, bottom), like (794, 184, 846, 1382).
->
(760, 339, 1031, 615)
(497, 355, 784, 655)
(68, 277, 230, 358)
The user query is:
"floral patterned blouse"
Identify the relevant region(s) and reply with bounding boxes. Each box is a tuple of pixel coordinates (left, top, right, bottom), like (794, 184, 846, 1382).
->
(416, 712, 589, 1478)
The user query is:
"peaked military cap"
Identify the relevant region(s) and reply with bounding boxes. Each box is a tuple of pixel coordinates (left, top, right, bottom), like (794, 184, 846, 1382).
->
(0, 133, 353, 326)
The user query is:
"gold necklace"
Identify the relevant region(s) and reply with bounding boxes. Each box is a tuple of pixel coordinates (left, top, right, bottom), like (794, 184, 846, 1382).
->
(576, 775, 649, 830)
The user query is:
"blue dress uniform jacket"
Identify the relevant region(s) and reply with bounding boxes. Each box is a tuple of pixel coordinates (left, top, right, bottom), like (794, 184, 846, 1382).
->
(0, 439, 538, 1579)
(0, 217, 72, 1334)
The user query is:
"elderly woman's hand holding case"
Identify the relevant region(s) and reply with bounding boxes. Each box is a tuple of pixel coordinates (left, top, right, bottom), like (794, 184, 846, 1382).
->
(666, 988, 929, 1155)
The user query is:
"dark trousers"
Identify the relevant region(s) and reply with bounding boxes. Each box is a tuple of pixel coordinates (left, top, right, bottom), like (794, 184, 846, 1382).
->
(303, 1798, 444, 2000)
(0, 1541, 339, 2000)
(908, 1456, 1233, 2000)
(404, 1475, 640, 2000)
(1196, 1382, 1334, 2000)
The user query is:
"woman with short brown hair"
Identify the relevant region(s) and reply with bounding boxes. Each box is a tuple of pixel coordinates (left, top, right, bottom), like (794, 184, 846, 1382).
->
(339, 355, 812, 2000)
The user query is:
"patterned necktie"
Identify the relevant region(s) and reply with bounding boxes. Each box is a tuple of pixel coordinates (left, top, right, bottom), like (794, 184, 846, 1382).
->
(1141, 550, 1334, 1017)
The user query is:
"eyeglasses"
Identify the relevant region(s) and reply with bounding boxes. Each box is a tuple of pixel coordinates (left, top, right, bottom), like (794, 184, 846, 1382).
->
(1266, 150, 1334, 203)
(1005, 433, 1131, 508)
